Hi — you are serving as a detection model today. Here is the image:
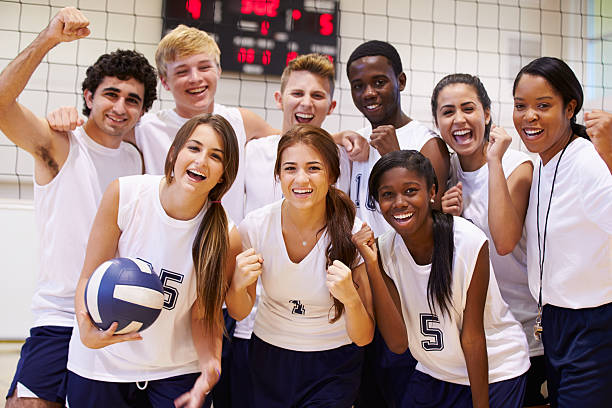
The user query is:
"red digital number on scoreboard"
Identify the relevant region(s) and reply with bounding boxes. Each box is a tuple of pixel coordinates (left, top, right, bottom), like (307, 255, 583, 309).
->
(241, 0, 280, 17)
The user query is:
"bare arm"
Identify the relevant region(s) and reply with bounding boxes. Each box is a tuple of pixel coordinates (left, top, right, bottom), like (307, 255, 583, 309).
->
(461, 242, 490, 408)
(585, 110, 612, 173)
(226, 246, 262, 321)
(420, 137, 450, 210)
(487, 126, 533, 255)
(352, 224, 408, 353)
(0, 7, 89, 183)
(174, 304, 223, 408)
(239, 108, 279, 142)
(74, 180, 142, 349)
(327, 261, 375, 346)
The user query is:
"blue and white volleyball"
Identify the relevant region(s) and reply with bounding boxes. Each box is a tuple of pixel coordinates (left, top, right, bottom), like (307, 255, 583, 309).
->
(85, 257, 165, 334)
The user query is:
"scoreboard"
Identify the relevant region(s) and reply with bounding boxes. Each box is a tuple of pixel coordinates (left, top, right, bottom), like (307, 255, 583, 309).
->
(162, 0, 339, 76)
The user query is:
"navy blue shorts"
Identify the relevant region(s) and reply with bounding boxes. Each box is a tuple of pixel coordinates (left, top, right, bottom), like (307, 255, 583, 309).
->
(354, 327, 417, 408)
(7, 325, 72, 403)
(209, 308, 236, 408)
(66, 370, 209, 408)
(523, 355, 548, 407)
(404, 370, 526, 408)
(542, 302, 612, 407)
(249, 335, 364, 408)
(229, 337, 254, 408)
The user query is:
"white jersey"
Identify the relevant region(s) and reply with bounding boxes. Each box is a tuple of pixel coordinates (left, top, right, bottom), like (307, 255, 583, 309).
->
(244, 134, 352, 215)
(31, 127, 141, 328)
(378, 217, 530, 385)
(135, 104, 247, 223)
(450, 150, 542, 356)
(350, 120, 439, 236)
(526, 137, 612, 309)
(67, 175, 235, 381)
(240, 200, 362, 351)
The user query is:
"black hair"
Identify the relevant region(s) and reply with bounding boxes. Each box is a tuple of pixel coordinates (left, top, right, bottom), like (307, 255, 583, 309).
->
(431, 73, 492, 141)
(513, 57, 589, 140)
(346, 40, 403, 77)
(368, 150, 454, 317)
(81, 49, 158, 116)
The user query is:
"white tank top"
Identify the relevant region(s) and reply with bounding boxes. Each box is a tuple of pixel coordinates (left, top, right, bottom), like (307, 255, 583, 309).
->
(134, 104, 247, 223)
(378, 217, 530, 385)
(240, 200, 362, 351)
(31, 128, 141, 328)
(350, 120, 439, 237)
(450, 150, 542, 356)
(525, 138, 612, 309)
(67, 174, 235, 381)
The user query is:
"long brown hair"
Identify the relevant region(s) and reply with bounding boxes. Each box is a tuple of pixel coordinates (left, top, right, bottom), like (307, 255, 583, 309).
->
(274, 124, 358, 323)
(164, 114, 239, 334)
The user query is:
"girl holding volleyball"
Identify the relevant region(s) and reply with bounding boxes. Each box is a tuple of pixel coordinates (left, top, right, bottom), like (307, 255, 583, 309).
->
(512, 57, 612, 407)
(353, 150, 529, 408)
(227, 124, 374, 408)
(432, 73, 546, 406)
(67, 114, 242, 408)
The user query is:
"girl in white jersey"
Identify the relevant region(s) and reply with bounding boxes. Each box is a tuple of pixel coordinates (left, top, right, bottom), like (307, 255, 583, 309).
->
(67, 114, 242, 408)
(432, 73, 546, 407)
(228, 124, 374, 408)
(512, 57, 612, 407)
(353, 150, 529, 408)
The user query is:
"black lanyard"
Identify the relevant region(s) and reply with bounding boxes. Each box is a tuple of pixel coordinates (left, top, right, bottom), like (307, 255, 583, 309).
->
(534, 135, 572, 340)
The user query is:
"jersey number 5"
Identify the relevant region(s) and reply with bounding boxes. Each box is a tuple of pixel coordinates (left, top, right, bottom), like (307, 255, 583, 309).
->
(420, 313, 444, 351)
(160, 269, 184, 310)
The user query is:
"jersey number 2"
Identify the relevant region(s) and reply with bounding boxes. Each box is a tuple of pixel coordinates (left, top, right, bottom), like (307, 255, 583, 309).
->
(420, 313, 444, 351)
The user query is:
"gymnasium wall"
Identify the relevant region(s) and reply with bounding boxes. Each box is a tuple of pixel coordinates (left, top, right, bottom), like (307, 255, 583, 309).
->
(0, 0, 611, 338)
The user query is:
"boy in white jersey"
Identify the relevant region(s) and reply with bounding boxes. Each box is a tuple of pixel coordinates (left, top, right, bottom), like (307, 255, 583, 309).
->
(346, 40, 450, 408)
(0, 7, 157, 408)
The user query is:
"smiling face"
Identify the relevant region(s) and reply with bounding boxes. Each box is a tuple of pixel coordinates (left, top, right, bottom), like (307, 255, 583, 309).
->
(173, 123, 225, 197)
(377, 167, 435, 238)
(161, 53, 221, 118)
(276, 70, 336, 134)
(513, 74, 576, 164)
(278, 142, 330, 212)
(348, 55, 405, 128)
(435, 83, 490, 160)
(84, 76, 145, 138)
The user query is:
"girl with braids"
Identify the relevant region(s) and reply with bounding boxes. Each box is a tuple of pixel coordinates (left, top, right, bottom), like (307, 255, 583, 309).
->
(227, 124, 374, 408)
(353, 150, 529, 408)
(513, 57, 612, 407)
(433, 73, 547, 407)
(67, 114, 242, 408)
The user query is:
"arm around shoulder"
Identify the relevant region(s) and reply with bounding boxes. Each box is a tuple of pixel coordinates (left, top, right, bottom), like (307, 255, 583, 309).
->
(239, 108, 280, 142)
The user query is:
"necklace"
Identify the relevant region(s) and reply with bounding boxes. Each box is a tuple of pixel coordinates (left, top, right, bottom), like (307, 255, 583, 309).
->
(534, 134, 572, 341)
(283, 203, 309, 247)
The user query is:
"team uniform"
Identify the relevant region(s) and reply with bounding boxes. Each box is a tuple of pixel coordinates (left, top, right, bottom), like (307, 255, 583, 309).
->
(135, 105, 247, 223)
(350, 120, 436, 407)
(525, 137, 612, 407)
(7, 128, 142, 403)
(65, 174, 234, 407)
(378, 216, 531, 407)
(239, 200, 364, 408)
(449, 150, 546, 405)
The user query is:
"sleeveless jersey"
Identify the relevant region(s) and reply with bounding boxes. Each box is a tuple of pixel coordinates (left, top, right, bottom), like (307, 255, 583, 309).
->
(525, 137, 612, 309)
(134, 104, 247, 223)
(240, 200, 363, 351)
(450, 150, 542, 356)
(378, 217, 530, 385)
(67, 174, 235, 381)
(31, 127, 141, 328)
(350, 120, 439, 236)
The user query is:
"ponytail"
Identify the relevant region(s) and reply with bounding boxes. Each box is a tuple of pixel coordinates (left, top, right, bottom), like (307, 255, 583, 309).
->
(325, 185, 358, 323)
(571, 120, 589, 140)
(428, 210, 455, 317)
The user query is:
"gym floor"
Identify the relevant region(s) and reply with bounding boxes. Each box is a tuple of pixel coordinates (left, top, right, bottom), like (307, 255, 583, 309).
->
(0, 342, 21, 395)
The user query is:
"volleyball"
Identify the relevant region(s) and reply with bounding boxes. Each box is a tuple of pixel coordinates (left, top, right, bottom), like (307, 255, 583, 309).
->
(84, 257, 165, 334)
